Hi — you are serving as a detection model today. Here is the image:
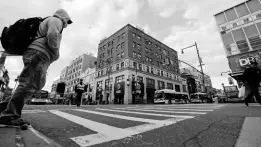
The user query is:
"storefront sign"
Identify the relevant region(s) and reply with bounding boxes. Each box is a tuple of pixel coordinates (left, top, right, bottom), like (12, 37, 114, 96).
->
(228, 50, 261, 73)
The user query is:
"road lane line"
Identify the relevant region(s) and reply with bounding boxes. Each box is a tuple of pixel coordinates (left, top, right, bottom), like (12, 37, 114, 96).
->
(96, 108, 194, 119)
(22, 109, 46, 113)
(235, 117, 261, 147)
(151, 106, 222, 109)
(115, 108, 206, 115)
(71, 117, 185, 147)
(73, 109, 174, 125)
(140, 107, 214, 112)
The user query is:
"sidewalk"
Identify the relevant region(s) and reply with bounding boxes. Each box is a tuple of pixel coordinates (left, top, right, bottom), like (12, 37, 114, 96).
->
(235, 117, 261, 147)
(0, 125, 62, 147)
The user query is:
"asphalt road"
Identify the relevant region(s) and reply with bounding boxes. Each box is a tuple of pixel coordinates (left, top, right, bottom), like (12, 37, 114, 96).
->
(20, 103, 260, 147)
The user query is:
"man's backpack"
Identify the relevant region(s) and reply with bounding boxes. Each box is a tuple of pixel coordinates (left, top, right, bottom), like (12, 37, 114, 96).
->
(0, 17, 47, 55)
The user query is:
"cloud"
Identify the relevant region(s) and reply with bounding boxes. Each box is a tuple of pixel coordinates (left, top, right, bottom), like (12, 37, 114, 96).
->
(147, 0, 179, 18)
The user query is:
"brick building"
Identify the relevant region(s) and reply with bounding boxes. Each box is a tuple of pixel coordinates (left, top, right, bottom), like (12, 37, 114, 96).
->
(94, 24, 183, 104)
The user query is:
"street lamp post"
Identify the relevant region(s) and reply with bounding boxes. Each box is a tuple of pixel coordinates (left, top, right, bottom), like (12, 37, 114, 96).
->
(181, 42, 206, 94)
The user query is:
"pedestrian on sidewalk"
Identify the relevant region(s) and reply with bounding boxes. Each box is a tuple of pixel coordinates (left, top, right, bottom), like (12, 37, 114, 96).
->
(242, 60, 261, 106)
(74, 79, 85, 107)
(0, 9, 72, 126)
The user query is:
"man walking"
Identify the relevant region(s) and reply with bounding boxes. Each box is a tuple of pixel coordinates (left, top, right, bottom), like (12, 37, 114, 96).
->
(242, 60, 261, 106)
(75, 79, 85, 107)
(0, 9, 72, 125)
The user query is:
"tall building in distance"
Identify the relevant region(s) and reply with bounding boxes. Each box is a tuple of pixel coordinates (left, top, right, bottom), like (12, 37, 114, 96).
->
(65, 54, 97, 94)
(214, 0, 261, 84)
(180, 67, 212, 94)
(50, 78, 60, 98)
(60, 66, 69, 83)
(94, 24, 183, 104)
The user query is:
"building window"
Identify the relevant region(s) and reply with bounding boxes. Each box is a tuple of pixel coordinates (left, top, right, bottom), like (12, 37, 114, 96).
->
(137, 44, 141, 50)
(146, 57, 149, 62)
(116, 64, 119, 71)
(121, 62, 124, 68)
(105, 79, 112, 90)
(137, 35, 141, 41)
(117, 53, 121, 60)
(121, 52, 124, 58)
(133, 42, 136, 48)
(175, 84, 181, 92)
(158, 81, 165, 90)
(137, 76, 143, 83)
(122, 33, 125, 39)
(97, 81, 103, 88)
(133, 52, 137, 58)
(121, 42, 125, 49)
(133, 33, 136, 37)
(182, 85, 187, 92)
(117, 44, 121, 51)
(232, 28, 249, 53)
(149, 58, 152, 63)
(115, 75, 124, 83)
(133, 62, 137, 68)
(144, 65, 149, 73)
(146, 78, 155, 87)
(247, 0, 261, 13)
(137, 53, 141, 59)
(151, 67, 154, 74)
(167, 83, 173, 90)
(161, 71, 163, 76)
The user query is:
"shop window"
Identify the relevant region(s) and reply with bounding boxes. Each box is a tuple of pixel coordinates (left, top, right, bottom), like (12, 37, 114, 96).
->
(247, 0, 261, 13)
(175, 84, 181, 92)
(115, 75, 124, 83)
(137, 76, 143, 83)
(167, 83, 173, 90)
(146, 78, 155, 87)
(133, 52, 137, 58)
(158, 81, 165, 90)
(121, 62, 124, 68)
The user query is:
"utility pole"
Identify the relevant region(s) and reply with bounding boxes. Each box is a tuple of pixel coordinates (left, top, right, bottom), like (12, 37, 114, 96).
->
(181, 42, 206, 94)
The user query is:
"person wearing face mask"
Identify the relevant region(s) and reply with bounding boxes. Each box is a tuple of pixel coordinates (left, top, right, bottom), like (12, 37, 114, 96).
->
(0, 9, 73, 126)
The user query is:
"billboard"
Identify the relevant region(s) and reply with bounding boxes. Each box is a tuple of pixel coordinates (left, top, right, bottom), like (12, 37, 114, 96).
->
(228, 50, 261, 73)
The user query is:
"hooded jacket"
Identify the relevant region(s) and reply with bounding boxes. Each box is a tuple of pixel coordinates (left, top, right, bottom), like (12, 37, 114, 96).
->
(28, 9, 72, 63)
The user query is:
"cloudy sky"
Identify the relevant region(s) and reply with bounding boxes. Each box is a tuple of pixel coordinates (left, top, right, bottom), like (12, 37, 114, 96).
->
(0, 0, 243, 91)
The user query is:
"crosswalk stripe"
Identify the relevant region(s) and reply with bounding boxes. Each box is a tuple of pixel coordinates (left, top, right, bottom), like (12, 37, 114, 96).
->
(151, 106, 222, 109)
(140, 108, 214, 112)
(73, 109, 174, 125)
(96, 108, 194, 119)
(114, 108, 206, 115)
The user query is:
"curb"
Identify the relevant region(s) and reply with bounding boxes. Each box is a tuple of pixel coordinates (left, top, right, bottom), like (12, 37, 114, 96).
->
(235, 117, 261, 147)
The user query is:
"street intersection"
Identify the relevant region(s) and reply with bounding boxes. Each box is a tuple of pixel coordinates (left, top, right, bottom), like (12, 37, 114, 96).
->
(1, 103, 260, 147)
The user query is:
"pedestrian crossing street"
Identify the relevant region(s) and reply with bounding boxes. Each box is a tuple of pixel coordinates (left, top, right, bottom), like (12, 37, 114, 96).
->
(29, 104, 226, 147)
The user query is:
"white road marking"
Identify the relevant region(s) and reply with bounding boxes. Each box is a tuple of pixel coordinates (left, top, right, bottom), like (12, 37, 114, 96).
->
(96, 108, 194, 119)
(114, 108, 206, 115)
(141, 107, 214, 112)
(22, 109, 46, 113)
(50, 110, 186, 147)
(73, 109, 174, 124)
(151, 106, 223, 109)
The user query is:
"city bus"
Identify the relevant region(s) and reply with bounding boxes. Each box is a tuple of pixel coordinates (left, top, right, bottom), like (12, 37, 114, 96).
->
(154, 89, 189, 104)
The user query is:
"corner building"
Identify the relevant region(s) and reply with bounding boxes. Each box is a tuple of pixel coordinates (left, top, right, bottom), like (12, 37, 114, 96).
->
(214, 0, 261, 84)
(94, 24, 183, 104)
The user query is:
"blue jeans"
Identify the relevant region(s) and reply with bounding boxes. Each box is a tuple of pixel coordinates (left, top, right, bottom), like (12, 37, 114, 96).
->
(1, 49, 50, 118)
